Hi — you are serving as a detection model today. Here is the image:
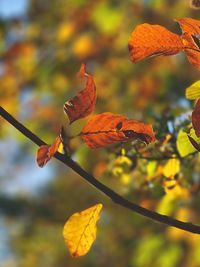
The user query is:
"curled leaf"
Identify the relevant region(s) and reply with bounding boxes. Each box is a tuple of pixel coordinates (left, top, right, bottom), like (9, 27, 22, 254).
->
(63, 63, 96, 124)
(36, 136, 61, 167)
(192, 99, 200, 137)
(176, 18, 200, 69)
(128, 23, 183, 63)
(80, 112, 156, 149)
(63, 204, 103, 257)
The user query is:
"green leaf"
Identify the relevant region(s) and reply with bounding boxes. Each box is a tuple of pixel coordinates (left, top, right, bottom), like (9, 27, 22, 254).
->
(92, 3, 122, 34)
(185, 80, 200, 100)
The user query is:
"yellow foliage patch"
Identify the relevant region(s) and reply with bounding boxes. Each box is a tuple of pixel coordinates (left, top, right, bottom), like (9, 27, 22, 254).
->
(163, 158, 180, 178)
(73, 34, 96, 58)
(57, 22, 75, 43)
(164, 183, 190, 200)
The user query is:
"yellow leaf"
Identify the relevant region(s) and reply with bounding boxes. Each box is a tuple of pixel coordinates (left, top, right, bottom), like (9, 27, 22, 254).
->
(57, 142, 64, 154)
(167, 208, 199, 243)
(156, 194, 175, 215)
(115, 155, 132, 166)
(185, 80, 200, 100)
(112, 166, 123, 177)
(163, 158, 180, 178)
(120, 173, 131, 185)
(63, 204, 103, 257)
(164, 183, 190, 200)
(176, 128, 200, 157)
(146, 164, 163, 182)
(147, 161, 157, 176)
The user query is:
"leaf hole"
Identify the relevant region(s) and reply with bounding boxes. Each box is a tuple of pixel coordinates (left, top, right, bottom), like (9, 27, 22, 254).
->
(123, 130, 137, 138)
(192, 34, 200, 49)
(116, 122, 123, 130)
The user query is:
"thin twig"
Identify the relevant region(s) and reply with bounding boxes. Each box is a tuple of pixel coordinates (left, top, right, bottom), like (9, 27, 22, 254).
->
(0, 106, 200, 234)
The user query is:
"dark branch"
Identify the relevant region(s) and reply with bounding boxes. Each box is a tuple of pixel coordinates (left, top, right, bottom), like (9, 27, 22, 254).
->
(1, 106, 200, 234)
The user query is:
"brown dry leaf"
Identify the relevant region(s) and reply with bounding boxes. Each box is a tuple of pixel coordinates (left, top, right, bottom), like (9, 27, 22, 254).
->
(63, 63, 96, 124)
(176, 18, 200, 69)
(63, 203, 103, 257)
(128, 23, 183, 63)
(36, 136, 61, 167)
(192, 99, 200, 137)
(80, 112, 156, 149)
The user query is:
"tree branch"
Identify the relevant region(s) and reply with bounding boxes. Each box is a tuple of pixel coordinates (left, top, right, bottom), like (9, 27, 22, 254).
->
(1, 106, 200, 234)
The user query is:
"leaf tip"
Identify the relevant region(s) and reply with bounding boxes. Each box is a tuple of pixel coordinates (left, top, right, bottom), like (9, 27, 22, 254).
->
(78, 63, 87, 78)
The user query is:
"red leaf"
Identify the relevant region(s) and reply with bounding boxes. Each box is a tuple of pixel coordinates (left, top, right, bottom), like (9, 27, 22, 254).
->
(63, 63, 96, 124)
(128, 23, 183, 63)
(80, 112, 156, 149)
(192, 99, 200, 137)
(176, 18, 200, 70)
(36, 136, 61, 167)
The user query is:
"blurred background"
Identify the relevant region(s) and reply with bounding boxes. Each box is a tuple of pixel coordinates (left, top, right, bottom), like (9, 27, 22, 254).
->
(0, 0, 200, 266)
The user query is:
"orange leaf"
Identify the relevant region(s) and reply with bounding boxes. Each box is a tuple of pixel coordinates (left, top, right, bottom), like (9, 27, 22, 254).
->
(63, 204, 103, 257)
(192, 99, 200, 137)
(128, 23, 183, 63)
(176, 18, 200, 70)
(80, 112, 156, 149)
(63, 63, 96, 124)
(128, 18, 200, 69)
(36, 136, 61, 167)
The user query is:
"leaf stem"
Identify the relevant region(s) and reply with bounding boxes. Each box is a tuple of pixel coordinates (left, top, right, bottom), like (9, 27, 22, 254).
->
(1, 106, 200, 234)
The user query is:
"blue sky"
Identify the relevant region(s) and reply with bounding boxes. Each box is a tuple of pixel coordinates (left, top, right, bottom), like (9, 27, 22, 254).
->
(0, 136, 54, 195)
(0, 0, 29, 19)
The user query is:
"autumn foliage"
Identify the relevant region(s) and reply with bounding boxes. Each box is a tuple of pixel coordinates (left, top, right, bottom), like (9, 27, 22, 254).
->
(32, 16, 200, 258)
(63, 63, 96, 124)
(129, 18, 200, 69)
(80, 112, 155, 148)
(1, 1, 200, 264)
(36, 63, 156, 167)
